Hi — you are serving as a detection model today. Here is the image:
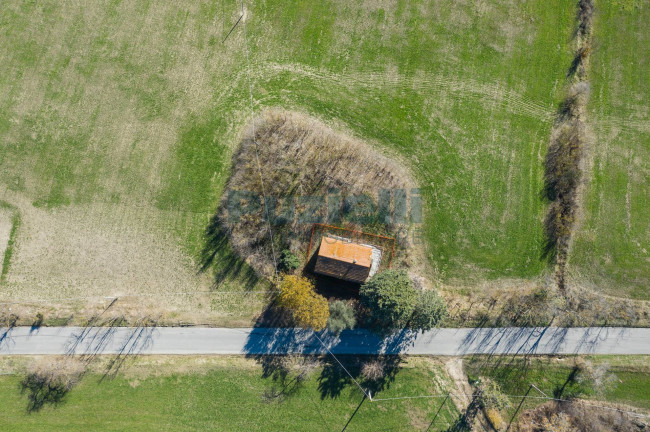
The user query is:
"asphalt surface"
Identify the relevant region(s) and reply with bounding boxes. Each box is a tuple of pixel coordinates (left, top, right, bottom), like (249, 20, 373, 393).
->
(1, 326, 649, 356)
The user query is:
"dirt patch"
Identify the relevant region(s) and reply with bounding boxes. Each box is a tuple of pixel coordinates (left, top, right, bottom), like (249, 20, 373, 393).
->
(212, 109, 417, 278)
(445, 358, 473, 411)
(445, 358, 491, 431)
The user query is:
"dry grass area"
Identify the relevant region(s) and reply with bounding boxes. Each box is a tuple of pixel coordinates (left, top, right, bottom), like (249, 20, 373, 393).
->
(0, 354, 449, 381)
(515, 400, 647, 432)
(443, 279, 650, 328)
(1, 199, 208, 301)
(0, 192, 267, 327)
(0, 209, 12, 269)
(216, 109, 416, 277)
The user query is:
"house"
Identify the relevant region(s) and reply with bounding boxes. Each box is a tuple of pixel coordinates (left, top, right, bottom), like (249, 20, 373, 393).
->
(314, 235, 381, 283)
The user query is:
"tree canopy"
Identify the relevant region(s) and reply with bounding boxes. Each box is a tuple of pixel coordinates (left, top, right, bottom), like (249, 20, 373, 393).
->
(411, 290, 447, 330)
(360, 269, 417, 331)
(276, 275, 329, 330)
(360, 269, 446, 333)
(327, 300, 356, 336)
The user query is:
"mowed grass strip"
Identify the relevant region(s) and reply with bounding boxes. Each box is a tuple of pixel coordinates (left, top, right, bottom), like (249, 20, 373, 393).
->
(0, 358, 458, 432)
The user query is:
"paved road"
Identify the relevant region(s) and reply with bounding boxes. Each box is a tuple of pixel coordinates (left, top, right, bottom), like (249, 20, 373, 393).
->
(1, 326, 649, 356)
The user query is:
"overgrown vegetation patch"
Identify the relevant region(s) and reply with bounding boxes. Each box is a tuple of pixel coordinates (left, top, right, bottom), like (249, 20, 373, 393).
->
(212, 109, 415, 278)
(466, 355, 650, 429)
(542, 0, 594, 292)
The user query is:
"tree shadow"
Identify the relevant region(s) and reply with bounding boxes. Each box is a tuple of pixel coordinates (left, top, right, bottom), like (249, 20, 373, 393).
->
(553, 365, 581, 399)
(0, 327, 15, 351)
(0, 313, 18, 351)
(198, 210, 260, 291)
(100, 317, 158, 382)
(460, 324, 571, 393)
(244, 325, 412, 401)
(20, 371, 77, 413)
(65, 315, 124, 360)
(445, 390, 482, 432)
(29, 318, 43, 334)
(317, 355, 361, 400)
(62, 313, 158, 381)
(244, 302, 316, 402)
(318, 354, 403, 400)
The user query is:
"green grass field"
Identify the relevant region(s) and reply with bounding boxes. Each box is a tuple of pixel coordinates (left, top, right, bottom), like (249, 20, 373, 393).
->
(0, 357, 459, 432)
(570, 1, 650, 300)
(0, 0, 647, 320)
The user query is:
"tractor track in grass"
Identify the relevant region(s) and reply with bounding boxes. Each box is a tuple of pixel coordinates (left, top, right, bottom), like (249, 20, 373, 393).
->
(260, 62, 555, 122)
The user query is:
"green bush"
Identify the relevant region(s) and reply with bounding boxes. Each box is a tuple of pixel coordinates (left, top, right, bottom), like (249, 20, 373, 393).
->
(360, 270, 417, 332)
(475, 377, 511, 410)
(278, 249, 301, 273)
(327, 301, 356, 336)
(411, 290, 447, 330)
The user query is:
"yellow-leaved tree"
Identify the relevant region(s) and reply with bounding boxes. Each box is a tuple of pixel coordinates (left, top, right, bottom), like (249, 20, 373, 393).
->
(276, 275, 329, 330)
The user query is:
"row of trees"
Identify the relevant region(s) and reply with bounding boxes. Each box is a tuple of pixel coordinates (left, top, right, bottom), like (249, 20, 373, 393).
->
(275, 269, 446, 335)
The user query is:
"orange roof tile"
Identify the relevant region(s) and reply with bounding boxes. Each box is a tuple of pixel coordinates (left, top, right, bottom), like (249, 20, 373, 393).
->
(318, 236, 372, 268)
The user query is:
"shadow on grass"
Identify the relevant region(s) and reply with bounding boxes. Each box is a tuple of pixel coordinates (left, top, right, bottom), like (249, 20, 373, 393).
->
(199, 211, 260, 291)
(340, 394, 367, 431)
(20, 371, 77, 413)
(318, 354, 403, 400)
(445, 390, 482, 432)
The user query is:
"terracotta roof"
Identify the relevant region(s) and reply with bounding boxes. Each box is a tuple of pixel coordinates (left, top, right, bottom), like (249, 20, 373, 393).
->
(317, 236, 372, 268)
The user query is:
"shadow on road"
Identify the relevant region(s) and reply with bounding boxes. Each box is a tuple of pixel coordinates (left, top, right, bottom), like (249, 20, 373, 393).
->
(243, 309, 416, 400)
(63, 314, 158, 381)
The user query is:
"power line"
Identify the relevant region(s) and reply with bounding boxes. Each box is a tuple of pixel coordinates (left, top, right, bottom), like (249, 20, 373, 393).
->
(425, 393, 450, 432)
(240, 0, 279, 281)
(506, 384, 532, 432)
(312, 332, 370, 399)
(222, 12, 243, 43)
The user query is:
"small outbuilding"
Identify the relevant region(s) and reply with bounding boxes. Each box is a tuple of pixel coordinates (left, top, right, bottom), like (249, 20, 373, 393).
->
(314, 235, 381, 283)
